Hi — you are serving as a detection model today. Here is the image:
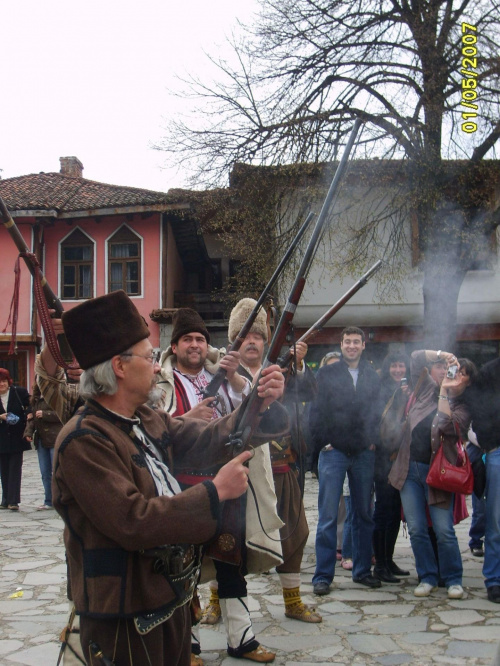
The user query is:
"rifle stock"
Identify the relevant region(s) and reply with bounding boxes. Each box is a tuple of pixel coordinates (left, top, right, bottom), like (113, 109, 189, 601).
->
(229, 119, 364, 456)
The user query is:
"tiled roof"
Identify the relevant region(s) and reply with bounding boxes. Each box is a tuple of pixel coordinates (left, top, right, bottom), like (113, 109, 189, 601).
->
(0, 172, 185, 214)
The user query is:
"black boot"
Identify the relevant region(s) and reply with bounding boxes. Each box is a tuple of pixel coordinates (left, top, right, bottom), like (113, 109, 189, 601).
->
(372, 529, 400, 583)
(386, 523, 410, 576)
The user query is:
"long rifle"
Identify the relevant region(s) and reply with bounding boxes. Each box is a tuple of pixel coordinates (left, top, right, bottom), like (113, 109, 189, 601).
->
(0, 196, 74, 362)
(229, 118, 363, 456)
(278, 259, 383, 368)
(203, 210, 315, 398)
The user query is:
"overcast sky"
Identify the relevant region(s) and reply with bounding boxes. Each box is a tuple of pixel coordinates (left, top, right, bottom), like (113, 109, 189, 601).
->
(1, 0, 258, 192)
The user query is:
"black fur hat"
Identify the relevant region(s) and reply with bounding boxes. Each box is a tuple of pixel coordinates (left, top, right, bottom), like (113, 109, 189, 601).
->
(62, 290, 150, 369)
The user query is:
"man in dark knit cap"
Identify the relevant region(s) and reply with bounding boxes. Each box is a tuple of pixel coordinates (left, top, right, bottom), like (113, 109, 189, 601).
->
(52, 291, 287, 666)
(157, 308, 282, 663)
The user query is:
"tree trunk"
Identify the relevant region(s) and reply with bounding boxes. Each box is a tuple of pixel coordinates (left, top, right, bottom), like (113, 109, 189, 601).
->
(422, 264, 466, 353)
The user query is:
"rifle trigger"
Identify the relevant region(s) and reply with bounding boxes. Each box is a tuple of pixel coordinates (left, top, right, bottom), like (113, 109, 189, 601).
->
(228, 432, 244, 458)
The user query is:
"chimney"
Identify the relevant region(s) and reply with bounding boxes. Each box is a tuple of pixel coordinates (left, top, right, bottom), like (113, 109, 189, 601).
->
(60, 156, 84, 178)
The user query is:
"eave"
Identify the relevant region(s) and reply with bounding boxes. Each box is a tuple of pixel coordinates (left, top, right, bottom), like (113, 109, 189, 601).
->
(10, 203, 191, 219)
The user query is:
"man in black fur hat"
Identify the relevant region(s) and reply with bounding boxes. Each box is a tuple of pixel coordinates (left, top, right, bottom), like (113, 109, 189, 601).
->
(51, 291, 287, 666)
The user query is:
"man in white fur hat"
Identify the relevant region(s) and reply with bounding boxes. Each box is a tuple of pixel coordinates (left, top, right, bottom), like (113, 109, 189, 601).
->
(157, 308, 282, 663)
(226, 298, 322, 625)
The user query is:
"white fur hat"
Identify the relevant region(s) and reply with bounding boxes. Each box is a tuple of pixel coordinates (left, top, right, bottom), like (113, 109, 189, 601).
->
(228, 298, 269, 344)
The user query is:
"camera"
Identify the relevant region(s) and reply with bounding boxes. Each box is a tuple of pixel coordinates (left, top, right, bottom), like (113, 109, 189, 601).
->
(446, 365, 458, 379)
(400, 378, 408, 387)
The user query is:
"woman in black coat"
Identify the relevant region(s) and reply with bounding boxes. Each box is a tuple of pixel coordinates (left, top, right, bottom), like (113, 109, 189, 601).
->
(373, 352, 411, 582)
(0, 368, 31, 510)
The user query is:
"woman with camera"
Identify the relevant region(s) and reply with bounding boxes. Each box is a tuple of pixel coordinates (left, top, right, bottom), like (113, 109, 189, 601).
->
(0, 368, 31, 511)
(388, 350, 475, 600)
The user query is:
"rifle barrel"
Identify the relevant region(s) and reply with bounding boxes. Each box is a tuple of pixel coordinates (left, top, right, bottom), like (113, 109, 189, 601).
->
(229, 118, 364, 455)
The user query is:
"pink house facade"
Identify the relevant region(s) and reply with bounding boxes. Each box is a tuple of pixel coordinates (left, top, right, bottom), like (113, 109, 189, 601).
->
(0, 157, 213, 390)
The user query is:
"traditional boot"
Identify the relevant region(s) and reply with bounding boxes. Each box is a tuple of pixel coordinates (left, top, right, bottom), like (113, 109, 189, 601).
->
(220, 597, 275, 662)
(201, 585, 221, 625)
(283, 586, 322, 623)
(372, 528, 400, 583)
(386, 524, 410, 576)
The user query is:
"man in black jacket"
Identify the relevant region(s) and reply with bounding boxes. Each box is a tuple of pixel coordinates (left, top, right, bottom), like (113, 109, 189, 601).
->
(467, 358, 500, 604)
(309, 327, 382, 595)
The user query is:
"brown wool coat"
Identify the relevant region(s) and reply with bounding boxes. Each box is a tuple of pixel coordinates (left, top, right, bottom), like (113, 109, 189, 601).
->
(53, 398, 288, 619)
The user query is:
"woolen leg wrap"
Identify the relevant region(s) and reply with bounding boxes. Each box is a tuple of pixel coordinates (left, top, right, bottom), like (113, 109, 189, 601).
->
(220, 597, 258, 654)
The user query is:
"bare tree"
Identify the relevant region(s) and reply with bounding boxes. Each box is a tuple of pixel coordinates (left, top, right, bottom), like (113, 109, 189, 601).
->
(158, 0, 500, 349)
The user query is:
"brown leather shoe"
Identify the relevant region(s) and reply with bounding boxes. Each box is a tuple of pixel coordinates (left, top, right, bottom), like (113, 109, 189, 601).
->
(285, 603, 322, 623)
(191, 654, 203, 666)
(200, 602, 221, 625)
(241, 645, 276, 662)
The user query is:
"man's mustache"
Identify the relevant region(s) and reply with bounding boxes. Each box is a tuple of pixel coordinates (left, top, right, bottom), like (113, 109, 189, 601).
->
(244, 345, 259, 352)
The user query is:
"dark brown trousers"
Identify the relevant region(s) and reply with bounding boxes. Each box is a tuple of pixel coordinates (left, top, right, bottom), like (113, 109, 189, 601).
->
(274, 469, 309, 574)
(80, 604, 191, 666)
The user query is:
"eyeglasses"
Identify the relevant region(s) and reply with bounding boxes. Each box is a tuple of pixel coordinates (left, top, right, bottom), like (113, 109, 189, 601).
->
(121, 351, 161, 365)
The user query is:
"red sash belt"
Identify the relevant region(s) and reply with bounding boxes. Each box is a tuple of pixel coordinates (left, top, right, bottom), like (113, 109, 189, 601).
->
(175, 473, 216, 486)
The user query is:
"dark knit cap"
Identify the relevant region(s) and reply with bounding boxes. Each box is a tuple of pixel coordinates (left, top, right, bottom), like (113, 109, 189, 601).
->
(62, 290, 150, 369)
(170, 308, 210, 345)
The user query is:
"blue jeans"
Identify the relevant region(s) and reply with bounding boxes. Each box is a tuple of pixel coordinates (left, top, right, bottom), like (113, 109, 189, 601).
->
(469, 492, 486, 550)
(484, 448, 500, 588)
(37, 447, 54, 506)
(342, 495, 353, 559)
(313, 447, 375, 583)
(400, 461, 462, 587)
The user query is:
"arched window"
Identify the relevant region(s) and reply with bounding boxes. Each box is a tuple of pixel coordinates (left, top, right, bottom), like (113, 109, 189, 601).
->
(108, 226, 141, 295)
(60, 229, 94, 299)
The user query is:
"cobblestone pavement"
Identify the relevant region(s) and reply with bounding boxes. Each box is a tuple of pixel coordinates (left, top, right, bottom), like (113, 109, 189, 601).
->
(1, 451, 499, 665)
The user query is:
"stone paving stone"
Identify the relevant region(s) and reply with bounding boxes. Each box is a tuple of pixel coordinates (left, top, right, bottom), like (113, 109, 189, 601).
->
(347, 634, 400, 654)
(330, 590, 399, 602)
(3, 560, 56, 571)
(361, 603, 415, 616)
(310, 645, 344, 658)
(316, 600, 360, 614)
(397, 631, 445, 644)
(22, 571, 66, 585)
(3, 642, 60, 664)
(374, 655, 413, 665)
(436, 609, 484, 625)
(449, 625, 500, 641)
(371, 616, 428, 634)
(0, 641, 23, 656)
(446, 640, 498, 659)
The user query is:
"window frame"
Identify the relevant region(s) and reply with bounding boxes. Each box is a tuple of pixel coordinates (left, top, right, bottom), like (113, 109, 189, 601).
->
(59, 228, 95, 301)
(106, 224, 143, 296)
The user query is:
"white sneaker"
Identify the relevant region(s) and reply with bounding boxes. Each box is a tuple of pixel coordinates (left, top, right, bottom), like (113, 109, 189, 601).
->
(414, 582, 436, 597)
(447, 584, 464, 599)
